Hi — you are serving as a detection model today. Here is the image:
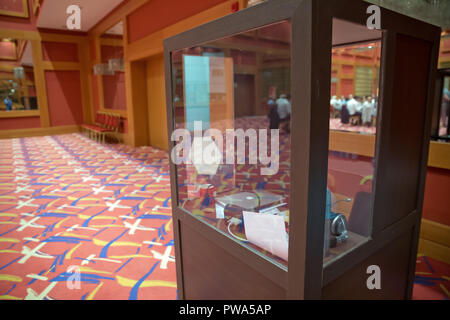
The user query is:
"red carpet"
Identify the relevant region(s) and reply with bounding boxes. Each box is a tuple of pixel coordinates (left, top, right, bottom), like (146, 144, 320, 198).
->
(0, 132, 448, 299)
(0, 134, 176, 300)
(413, 255, 449, 300)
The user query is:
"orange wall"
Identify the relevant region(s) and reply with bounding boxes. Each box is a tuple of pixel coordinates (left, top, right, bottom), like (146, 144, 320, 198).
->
(423, 167, 450, 226)
(0, 0, 37, 31)
(0, 38, 86, 131)
(331, 44, 381, 97)
(127, 0, 231, 43)
(0, 0, 87, 133)
(44, 70, 83, 126)
(89, 37, 128, 133)
(0, 117, 41, 129)
(0, 41, 16, 58)
(90, 42, 128, 133)
(91, 73, 99, 111)
(101, 45, 123, 62)
(100, 45, 126, 110)
(146, 55, 167, 150)
(102, 73, 126, 110)
(42, 42, 79, 62)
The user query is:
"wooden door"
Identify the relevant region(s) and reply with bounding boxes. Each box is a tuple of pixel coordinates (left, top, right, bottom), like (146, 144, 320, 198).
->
(234, 74, 255, 118)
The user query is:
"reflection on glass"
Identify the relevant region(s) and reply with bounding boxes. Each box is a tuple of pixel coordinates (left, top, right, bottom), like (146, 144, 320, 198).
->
(438, 75, 450, 139)
(172, 21, 291, 266)
(0, 39, 38, 111)
(99, 21, 125, 110)
(330, 41, 381, 134)
(324, 19, 382, 264)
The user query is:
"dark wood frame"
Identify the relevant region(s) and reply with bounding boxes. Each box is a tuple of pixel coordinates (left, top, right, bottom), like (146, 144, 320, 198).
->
(164, 0, 441, 299)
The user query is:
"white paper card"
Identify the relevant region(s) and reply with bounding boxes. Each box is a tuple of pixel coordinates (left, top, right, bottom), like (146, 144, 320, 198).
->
(215, 203, 225, 219)
(259, 207, 281, 215)
(243, 211, 288, 261)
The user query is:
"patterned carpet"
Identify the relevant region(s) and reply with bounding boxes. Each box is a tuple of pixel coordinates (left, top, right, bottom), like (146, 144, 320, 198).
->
(0, 132, 448, 300)
(0, 134, 176, 300)
(413, 255, 449, 300)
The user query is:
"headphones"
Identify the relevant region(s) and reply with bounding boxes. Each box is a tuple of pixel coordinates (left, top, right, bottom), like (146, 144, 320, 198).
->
(327, 188, 349, 248)
(329, 213, 348, 248)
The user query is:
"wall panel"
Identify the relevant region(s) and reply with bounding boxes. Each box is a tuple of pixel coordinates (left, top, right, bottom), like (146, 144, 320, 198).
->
(127, 0, 230, 43)
(0, 116, 40, 130)
(146, 55, 167, 150)
(41, 41, 79, 62)
(44, 70, 83, 126)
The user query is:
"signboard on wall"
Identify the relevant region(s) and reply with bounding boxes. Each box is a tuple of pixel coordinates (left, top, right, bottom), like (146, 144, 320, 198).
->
(14, 67, 24, 79)
(183, 55, 211, 131)
(183, 55, 234, 131)
(0, 0, 29, 18)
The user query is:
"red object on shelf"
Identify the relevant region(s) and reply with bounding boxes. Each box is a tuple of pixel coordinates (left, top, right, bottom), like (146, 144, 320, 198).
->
(231, 2, 239, 12)
(199, 184, 216, 198)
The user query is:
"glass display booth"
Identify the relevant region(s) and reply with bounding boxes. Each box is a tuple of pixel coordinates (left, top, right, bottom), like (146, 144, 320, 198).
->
(163, 0, 440, 299)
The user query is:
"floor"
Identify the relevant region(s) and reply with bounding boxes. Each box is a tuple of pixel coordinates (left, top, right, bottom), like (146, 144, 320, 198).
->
(0, 134, 176, 300)
(413, 255, 449, 300)
(329, 118, 377, 135)
(0, 133, 448, 300)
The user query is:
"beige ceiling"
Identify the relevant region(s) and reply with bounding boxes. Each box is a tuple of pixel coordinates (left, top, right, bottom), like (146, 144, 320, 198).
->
(333, 19, 382, 46)
(37, 0, 126, 32)
(105, 21, 124, 35)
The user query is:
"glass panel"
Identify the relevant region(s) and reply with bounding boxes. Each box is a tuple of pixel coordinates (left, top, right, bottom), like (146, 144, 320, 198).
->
(0, 39, 38, 111)
(330, 42, 381, 134)
(438, 75, 450, 139)
(171, 21, 291, 267)
(99, 21, 125, 110)
(324, 18, 382, 264)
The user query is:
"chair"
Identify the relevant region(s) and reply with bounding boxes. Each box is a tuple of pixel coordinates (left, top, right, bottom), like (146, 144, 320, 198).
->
(330, 105, 341, 119)
(81, 112, 121, 144)
(349, 114, 361, 126)
(341, 104, 349, 124)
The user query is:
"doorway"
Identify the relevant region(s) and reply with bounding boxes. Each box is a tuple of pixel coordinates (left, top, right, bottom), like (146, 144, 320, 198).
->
(234, 74, 255, 118)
